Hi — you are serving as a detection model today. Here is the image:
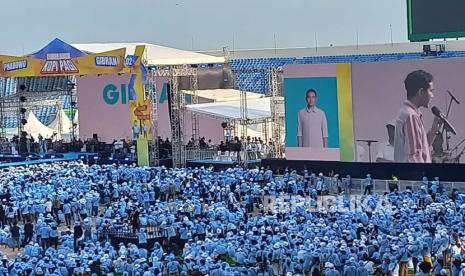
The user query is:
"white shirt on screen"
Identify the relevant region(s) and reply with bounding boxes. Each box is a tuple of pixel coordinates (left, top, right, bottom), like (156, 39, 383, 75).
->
(356, 144, 366, 162)
(297, 106, 328, 148)
(376, 142, 394, 162)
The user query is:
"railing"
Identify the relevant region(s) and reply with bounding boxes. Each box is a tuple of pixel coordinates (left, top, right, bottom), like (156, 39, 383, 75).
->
(185, 149, 218, 161)
(322, 177, 465, 194)
(185, 149, 270, 161)
(97, 225, 164, 240)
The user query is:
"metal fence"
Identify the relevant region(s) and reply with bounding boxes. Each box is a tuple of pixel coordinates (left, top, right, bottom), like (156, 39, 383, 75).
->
(185, 149, 268, 161)
(330, 177, 465, 195)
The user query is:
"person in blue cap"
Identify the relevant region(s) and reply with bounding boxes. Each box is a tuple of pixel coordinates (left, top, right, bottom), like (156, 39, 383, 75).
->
(138, 228, 147, 250)
(363, 174, 373, 195)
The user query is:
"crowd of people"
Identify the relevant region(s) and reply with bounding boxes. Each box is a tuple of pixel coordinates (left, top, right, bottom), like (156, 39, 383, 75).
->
(0, 162, 463, 275)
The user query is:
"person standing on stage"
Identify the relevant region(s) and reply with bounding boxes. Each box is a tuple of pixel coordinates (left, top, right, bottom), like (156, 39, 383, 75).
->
(297, 89, 328, 148)
(394, 70, 442, 163)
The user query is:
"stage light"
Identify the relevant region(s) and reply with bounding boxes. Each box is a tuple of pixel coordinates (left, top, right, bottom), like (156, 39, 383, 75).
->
(109, 157, 113, 161)
(80, 156, 85, 159)
(124, 158, 129, 161)
(51, 155, 55, 159)
(21, 119, 27, 125)
(70, 101, 77, 107)
(20, 96, 27, 102)
(19, 84, 27, 92)
(93, 156, 99, 160)
(221, 122, 228, 129)
(20, 108, 27, 114)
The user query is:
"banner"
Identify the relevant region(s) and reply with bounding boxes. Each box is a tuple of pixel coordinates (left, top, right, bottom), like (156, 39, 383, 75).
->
(129, 100, 154, 140)
(0, 49, 126, 78)
(126, 45, 151, 166)
(0, 38, 126, 77)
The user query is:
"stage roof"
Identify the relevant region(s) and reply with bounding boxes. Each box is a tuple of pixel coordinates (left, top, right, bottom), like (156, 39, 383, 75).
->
(186, 97, 271, 121)
(182, 89, 264, 102)
(72, 43, 226, 66)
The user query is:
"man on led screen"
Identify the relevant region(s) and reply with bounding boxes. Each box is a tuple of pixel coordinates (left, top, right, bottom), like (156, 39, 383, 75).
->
(297, 89, 328, 148)
(393, 70, 442, 163)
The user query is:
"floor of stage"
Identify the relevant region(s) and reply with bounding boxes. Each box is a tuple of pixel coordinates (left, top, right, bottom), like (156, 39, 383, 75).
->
(0, 152, 98, 168)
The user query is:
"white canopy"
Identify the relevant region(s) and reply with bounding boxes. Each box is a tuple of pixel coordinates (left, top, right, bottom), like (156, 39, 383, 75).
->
(183, 89, 264, 102)
(48, 109, 73, 134)
(24, 112, 56, 139)
(72, 43, 226, 66)
(186, 97, 271, 121)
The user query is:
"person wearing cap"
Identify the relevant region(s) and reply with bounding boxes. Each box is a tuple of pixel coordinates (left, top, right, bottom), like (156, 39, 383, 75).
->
(271, 243, 283, 275)
(166, 255, 182, 276)
(325, 262, 340, 276)
(398, 242, 410, 276)
(138, 228, 147, 250)
(73, 221, 83, 253)
(363, 174, 373, 196)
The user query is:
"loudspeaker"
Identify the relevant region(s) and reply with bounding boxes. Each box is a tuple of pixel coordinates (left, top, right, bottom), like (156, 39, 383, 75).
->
(423, 45, 432, 56)
(92, 133, 98, 140)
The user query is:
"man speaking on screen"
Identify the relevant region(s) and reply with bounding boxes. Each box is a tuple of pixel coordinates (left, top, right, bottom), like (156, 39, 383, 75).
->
(394, 70, 442, 163)
(297, 88, 328, 148)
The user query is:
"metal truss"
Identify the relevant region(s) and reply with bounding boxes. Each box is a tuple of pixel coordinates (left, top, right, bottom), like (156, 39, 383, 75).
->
(0, 79, 6, 139)
(147, 77, 159, 166)
(148, 66, 198, 168)
(190, 73, 199, 155)
(238, 89, 248, 167)
(269, 67, 285, 157)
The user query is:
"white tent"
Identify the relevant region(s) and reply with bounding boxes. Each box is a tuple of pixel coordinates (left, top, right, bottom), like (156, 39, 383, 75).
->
(72, 43, 226, 65)
(73, 110, 79, 125)
(24, 112, 56, 139)
(48, 109, 73, 135)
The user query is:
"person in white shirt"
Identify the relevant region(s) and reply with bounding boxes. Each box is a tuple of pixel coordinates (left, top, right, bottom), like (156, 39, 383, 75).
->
(297, 89, 328, 148)
(376, 121, 395, 162)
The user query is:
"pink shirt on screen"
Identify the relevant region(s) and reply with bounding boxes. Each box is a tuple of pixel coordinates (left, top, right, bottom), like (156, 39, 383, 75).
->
(297, 106, 328, 148)
(394, 100, 431, 163)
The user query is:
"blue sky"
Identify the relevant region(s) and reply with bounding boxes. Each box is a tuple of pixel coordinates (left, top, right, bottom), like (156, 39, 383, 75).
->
(1, 0, 407, 55)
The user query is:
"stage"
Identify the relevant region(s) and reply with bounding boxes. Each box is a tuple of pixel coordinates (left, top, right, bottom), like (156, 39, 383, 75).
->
(261, 158, 465, 182)
(0, 152, 135, 168)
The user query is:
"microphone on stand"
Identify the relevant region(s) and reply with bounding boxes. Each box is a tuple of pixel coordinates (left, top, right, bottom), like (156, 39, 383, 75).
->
(432, 106, 457, 135)
(447, 90, 460, 104)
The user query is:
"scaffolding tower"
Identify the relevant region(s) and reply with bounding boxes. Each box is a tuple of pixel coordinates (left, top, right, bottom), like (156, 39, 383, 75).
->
(147, 69, 159, 167)
(0, 78, 7, 139)
(190, 71, 200, 158)
(239, 89, 248, 166)
(269, 67, 285, 157)
(150, 65, 197, 168)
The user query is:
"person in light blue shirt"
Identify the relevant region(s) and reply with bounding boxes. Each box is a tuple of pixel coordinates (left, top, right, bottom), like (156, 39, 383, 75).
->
(138, 228, 147, 249)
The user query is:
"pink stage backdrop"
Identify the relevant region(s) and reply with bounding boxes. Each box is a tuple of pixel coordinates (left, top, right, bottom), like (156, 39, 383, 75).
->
(77, 75, 132, 143)
(77, 75, 225, 144)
